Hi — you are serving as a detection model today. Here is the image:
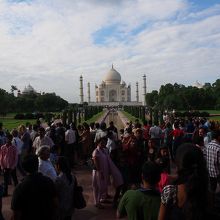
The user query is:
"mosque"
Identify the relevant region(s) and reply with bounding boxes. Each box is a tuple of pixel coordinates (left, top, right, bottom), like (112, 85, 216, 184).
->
(79, 65, 147, 106)
(17, 84, 41, 97)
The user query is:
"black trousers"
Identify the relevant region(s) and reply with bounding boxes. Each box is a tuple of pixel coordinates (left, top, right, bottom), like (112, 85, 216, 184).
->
(3, 168, 18, 195)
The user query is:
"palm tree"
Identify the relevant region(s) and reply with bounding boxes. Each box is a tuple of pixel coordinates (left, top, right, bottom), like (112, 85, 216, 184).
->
(11, 85, 18, 95)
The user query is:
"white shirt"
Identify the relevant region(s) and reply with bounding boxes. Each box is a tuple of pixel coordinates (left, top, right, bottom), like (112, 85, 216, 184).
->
(65, 129, 76, 144)
(30, 130, 38, 142)
(33, 136, 54, 154)
(38, 158, 57, 181)
(94, 129, 107, 143)
(106, 138, 117, 153)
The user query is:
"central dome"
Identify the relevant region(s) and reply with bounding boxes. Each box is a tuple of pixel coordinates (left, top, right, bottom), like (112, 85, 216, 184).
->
(104, 65, 121, 84)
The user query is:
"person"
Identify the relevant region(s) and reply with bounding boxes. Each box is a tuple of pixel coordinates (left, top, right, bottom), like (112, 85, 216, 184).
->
(92, 136, 110, 209)
(0, 133, 18, 196)
(32, 127, 54, 155)
(94, 122, 107, 143)
(158, 143, 209, 220)
(142, 120, 151, 143)
(0, 123, 6, 147)
(11, 129, 26, 177)
(55, 156, 75, 220)
(18, 125, 31, 155)
(149, 122, 162, 149)
(121, 127, 140, 185)
(106, 131, 117, 156)
(11, 154, 58, 220)
(170, 122, 184, 161)
(206, 129, 220, 193)
(38, 146, 57, 181)
(163, 122, 173, 157)
(30, 124, 38, 143)
(107, 121, 118, 140)
(117, 161, 161, 220)
(156, 146, 170, 192)
(64, 124, 76, 168)
(107, 121, 118, 134)
(147, 138, 157, 162)
(79, 122, 92, 164)
(0, 184, 4, 220)
(89, 122, 96, 152)
(55, 122, 66, 156)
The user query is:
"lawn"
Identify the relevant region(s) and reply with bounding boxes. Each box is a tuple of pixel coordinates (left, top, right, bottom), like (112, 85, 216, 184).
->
(121, 111, 142, 123)
(0, 111, 106, 131)
(197, 110, 220, 121)
(200, 110, 220, 114)
(209, 116, 220, 121)
(84, 111, 106, 124)
(0, 118, 37, 131)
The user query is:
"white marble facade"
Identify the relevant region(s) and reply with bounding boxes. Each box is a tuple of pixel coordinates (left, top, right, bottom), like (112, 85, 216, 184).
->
(95, 66, 131, 103)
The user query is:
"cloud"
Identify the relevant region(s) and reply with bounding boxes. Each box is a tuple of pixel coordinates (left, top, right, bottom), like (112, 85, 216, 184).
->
(0, 0, 219, 103)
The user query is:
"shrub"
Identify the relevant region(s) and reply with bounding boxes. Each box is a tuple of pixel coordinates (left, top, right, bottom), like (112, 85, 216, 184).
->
(25, 113, 35, 119)
(14, 114, 25, 119)
(200, 112, 210, 117)
(34, 113, 44, 119)
(44, 113, 54, 122)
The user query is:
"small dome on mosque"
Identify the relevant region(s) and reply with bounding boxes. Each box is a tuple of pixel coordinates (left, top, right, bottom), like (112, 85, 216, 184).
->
(193, 81, 204, 89)
(22, 84, 36, 94)
(103, 64, 121, 85)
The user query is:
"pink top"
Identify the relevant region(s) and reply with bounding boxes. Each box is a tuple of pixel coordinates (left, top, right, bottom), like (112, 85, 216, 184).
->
(158, 172, 169, 193)
(0, 143, 18, 169)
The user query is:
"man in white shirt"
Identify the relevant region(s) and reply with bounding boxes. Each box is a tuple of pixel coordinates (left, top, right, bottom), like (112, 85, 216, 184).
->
(64, 124, 76, 167)
(38, 146, 57, 182)
(65, 124, 76, 145)
(94, 122, 107, 143)
(33, 127, 54, 155)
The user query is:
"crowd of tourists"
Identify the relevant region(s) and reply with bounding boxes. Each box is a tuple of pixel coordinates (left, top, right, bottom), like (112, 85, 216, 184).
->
(0, 114, 219, 220)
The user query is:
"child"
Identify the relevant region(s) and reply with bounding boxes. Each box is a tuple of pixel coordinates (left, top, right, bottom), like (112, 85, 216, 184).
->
(156, 146, 170, 192)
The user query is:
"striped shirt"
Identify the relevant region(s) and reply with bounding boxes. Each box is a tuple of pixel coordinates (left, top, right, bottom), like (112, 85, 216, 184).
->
(206, 140, 220, 178)
(0, 143, 18, 169)
(161, 185, 177, 206)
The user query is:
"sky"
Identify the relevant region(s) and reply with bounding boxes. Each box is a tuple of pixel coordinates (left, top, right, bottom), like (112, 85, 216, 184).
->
(0, 0, 220, 103)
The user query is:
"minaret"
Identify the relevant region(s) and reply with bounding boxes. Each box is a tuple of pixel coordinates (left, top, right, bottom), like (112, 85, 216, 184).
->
(143, 74, 147, 106)
(79, 75, 84, 104)
(127, 84, 131, 102)
(95, 84, 98, 102)
(87, 82, 91, 103)
(136, 82, 139, 102)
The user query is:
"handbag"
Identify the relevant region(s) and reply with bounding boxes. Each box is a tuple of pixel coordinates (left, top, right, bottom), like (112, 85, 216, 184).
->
(73, 176, 86, 209)
(86, 158, 97, 170)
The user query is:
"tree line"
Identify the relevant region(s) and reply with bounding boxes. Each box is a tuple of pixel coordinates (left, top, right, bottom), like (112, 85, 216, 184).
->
(145, 79, 220, 111)
(0, 89, 68, 114)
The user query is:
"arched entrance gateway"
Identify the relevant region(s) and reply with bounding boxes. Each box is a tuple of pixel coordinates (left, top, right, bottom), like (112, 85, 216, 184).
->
(109, 90, 117, 102)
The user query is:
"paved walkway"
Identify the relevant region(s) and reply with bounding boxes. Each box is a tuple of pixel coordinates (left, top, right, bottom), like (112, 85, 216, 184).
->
(1, 165, 126, 220)
(73, 166, 126, 220)
(1, 110, 129, 220)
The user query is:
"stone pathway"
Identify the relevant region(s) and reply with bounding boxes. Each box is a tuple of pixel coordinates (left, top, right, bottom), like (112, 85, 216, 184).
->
(1, 110, 129, 220)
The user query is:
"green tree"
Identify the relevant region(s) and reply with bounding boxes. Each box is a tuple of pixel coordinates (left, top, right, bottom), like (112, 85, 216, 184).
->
(35, 93, 68, 112)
